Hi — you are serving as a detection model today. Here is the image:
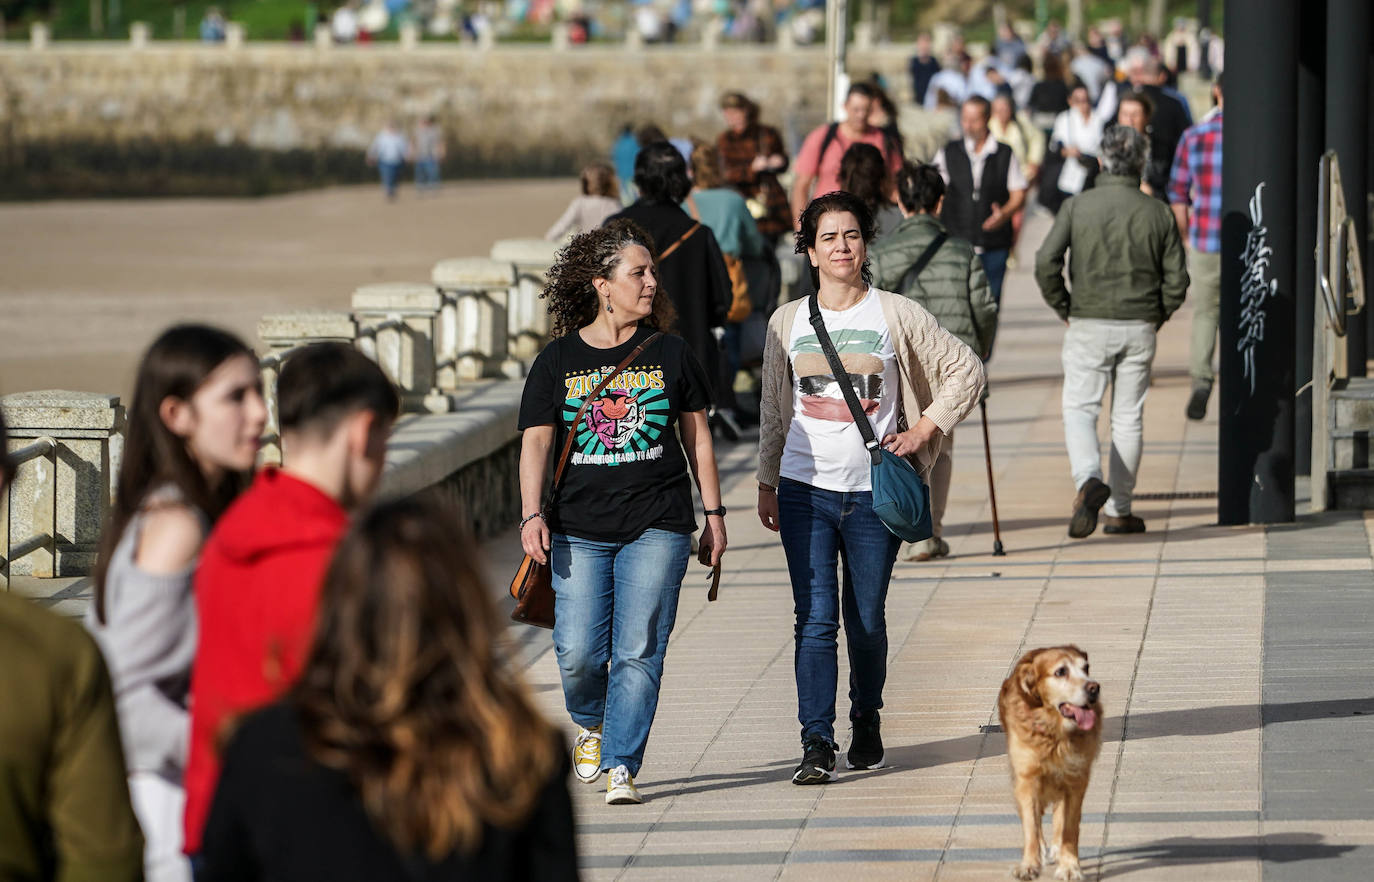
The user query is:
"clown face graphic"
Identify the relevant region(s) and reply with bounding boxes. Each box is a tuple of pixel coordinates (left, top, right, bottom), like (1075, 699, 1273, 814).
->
(585, 390, 646, 450)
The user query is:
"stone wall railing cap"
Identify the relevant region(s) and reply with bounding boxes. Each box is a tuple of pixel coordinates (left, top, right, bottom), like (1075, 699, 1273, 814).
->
(2, 390, 121, 408)
(2, 390, 122, 431)
(352, 282, 443, 312)
(258, 310, 357, 339)
(432, 257, 516, 289)
(491, 238, 562, 265)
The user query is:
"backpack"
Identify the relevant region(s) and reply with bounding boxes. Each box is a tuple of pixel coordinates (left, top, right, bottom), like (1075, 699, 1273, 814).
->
(817, 123, 904, 174)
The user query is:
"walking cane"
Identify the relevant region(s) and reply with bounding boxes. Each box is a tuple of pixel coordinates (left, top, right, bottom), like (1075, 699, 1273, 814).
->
(980, 399, 1006, 556)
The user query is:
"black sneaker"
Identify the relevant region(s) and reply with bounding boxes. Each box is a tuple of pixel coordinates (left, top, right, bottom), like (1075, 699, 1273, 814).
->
(846, 711, 885, 770)
(1068, 477, 1111, 539)
(1186, 385, 1210, 420)
(792, 738, 837, 785)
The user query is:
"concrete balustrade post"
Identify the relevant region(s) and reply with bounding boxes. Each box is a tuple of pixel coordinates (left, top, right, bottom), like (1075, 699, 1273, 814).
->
(225, 22, 245, 50)
(853, 22, 875, 51)
(399, 21, 419, 50)
(703, 17, 723, 51)
(432, 258, 520, 382)
(490, 238, 559, 364)
(1, 392, 125, 577)
(551, 22, 571, 50)
(130, 22, 150, 50)
(626, 25, 644, 51)
(314, 23, 333, 50)
(257, 311, 357, 464)
(351, 283, 446, 412)
(30, 22, 49, 51)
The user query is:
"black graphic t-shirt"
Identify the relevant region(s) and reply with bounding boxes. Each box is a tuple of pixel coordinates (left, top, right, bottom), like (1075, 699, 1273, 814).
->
(517, 327, 712, 543)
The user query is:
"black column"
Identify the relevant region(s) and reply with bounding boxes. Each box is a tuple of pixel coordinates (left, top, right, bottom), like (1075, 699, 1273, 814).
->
(1219, 0, 1298, 524)
(1294, 2, 1326, 476)
(1328, 0, 1370, 377)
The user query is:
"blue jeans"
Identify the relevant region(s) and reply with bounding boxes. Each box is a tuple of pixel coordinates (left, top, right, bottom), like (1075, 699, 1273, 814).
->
(980, 247, 1009, 306)
(550, 528, 691, 776)
(378, 161, 402, 198)
(777, 478, 901, 746)
(414, 157, 440, 189)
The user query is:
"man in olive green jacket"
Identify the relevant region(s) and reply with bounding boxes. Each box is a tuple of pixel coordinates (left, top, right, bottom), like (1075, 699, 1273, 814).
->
(872, 163, 999, 561)
(1034, 125, 1189, 539)
(0, 414, 144, 882)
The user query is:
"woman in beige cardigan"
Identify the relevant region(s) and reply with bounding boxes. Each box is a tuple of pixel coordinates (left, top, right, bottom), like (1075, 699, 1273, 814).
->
(757, 191, 985, 785)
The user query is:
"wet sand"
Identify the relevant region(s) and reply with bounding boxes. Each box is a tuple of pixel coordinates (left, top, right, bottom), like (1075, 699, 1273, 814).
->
(0, 179, 573, 398)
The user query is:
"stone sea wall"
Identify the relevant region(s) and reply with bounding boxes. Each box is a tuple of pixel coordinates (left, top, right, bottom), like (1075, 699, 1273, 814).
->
(0, 43, 915, 197)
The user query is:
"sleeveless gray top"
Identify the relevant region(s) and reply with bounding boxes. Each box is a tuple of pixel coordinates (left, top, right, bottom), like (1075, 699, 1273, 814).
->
(84, 485, 206, 777)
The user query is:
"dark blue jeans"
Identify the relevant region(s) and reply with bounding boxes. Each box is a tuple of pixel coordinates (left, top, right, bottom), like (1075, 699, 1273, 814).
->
(778, 478, 901, 746)
(980, 247, 1009, 306)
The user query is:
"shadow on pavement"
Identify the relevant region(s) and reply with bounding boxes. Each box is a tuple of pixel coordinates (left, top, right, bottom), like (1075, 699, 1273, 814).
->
(1096, 833, 1360, 879)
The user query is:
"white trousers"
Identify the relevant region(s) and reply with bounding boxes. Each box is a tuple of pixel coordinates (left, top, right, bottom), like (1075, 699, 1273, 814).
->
(129, 771, 192, 882)
(1061, 318, 1156, 518)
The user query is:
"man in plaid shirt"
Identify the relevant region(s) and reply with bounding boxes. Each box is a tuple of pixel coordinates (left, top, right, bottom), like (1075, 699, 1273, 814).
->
(1169, 75, 1224, 420)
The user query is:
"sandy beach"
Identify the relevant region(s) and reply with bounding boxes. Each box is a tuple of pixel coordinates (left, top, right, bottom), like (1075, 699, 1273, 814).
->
(0, 179, 573, 398)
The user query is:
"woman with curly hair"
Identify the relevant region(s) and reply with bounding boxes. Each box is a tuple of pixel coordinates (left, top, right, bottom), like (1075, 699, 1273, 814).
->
(517, 219, 728, 806)
(198, 496, 577, 880)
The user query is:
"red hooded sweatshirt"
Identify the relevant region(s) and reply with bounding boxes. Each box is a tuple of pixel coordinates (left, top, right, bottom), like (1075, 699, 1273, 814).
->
(182, 468, 349, 854)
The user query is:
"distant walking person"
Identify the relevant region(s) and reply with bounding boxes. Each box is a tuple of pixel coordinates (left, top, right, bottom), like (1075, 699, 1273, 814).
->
(84, 325, 266, 882)
(1035, 126, 1189, 539)
(716, 91, 792, 243)
(791, 83, 904, 226)
(412, 115, 445, 193)
(518, 221, 726, 805)
(1169, 76, 1224, 420)
(758, 192, 984, 784)
(199, 497, 577, 881)
(546, 161, 621, 241)
(934, 96, 1027, 306)
(0, 412, 145, 882)
(870, 163, 998, 562)
(366, 120, 410, 201)
(607, 141, 736, 431)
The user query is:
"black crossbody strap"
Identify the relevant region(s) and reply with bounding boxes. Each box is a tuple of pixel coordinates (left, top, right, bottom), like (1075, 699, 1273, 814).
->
(897, 232, 947, 297)
(807, 295, 882, 466)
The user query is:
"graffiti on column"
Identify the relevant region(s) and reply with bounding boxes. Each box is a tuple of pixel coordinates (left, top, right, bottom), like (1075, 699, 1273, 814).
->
(1238, 182, 1277, 396)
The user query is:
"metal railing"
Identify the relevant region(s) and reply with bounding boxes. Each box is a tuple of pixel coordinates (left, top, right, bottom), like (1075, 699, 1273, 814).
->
(1, 436, 57, 587)
(1310, 150, 1368, 511)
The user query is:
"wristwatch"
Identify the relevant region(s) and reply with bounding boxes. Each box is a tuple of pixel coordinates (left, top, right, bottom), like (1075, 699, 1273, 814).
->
(703, 507, 727, 518)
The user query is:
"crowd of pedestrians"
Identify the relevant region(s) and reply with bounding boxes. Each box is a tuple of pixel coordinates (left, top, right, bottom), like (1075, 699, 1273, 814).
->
(1, 16, 1229, 881)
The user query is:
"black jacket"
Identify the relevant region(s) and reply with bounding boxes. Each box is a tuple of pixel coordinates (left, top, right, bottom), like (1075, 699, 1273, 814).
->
(199, 703, 578, 882)
(607, 200, 732, 403)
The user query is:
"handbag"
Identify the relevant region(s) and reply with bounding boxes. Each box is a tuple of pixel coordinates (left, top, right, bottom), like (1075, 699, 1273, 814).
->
(806, 295, 934, 543)
(686, 194, 752, 322)
(509, 331, 664, 628)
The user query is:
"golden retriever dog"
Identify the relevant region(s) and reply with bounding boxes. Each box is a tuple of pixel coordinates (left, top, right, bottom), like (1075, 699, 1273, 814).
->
(997, 646, 1103, 881)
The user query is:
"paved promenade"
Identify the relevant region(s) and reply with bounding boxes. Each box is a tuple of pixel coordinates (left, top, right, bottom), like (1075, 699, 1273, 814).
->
(495, 215, 1374, 880)
(15, 214, 1373, 879)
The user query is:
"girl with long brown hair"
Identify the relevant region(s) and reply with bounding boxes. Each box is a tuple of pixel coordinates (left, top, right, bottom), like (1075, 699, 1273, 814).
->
(84, 323, 267, 882)
(199, 496, 576, 881)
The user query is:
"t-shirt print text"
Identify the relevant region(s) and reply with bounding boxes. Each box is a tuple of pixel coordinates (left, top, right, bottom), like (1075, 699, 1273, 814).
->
(563, 364, 670, 466)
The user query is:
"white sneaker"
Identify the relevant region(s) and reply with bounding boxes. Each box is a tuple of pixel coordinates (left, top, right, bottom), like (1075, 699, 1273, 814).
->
(605, 764, 642, 805)
(572, 726, 603, 784)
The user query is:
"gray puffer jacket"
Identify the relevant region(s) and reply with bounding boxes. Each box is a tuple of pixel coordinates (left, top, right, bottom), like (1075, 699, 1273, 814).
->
(870, 213, 999, 359)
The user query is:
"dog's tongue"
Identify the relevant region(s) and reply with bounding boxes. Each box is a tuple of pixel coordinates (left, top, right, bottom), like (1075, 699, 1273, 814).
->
(1062, 703, 1097, 731)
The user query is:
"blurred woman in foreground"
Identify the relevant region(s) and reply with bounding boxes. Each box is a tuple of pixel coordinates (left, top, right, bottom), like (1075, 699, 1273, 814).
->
(200, 497, 577, 881)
